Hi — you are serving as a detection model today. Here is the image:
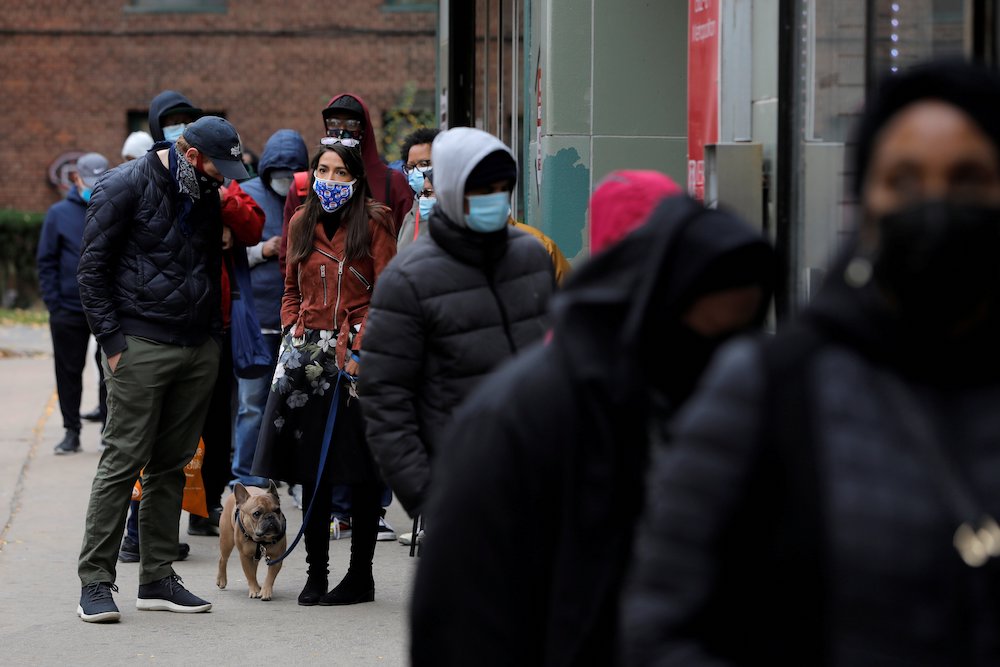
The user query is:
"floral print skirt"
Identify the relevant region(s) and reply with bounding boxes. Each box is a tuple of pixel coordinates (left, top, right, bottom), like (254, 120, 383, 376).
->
(251, 327, 379, 486)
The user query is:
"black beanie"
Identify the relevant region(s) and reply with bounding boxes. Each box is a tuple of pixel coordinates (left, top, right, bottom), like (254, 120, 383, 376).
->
(466, 150, 518, 191)
(852, 59, 1000, 196)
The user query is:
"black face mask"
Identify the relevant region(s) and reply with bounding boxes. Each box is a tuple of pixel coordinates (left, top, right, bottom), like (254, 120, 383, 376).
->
(195, 168, 224, 197)
(873, 200, 1000, 337)
(648, 325, 731, 409)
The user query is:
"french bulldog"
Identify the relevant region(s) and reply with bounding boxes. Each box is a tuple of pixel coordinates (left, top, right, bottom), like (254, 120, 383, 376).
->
(216, 481, 287, 601)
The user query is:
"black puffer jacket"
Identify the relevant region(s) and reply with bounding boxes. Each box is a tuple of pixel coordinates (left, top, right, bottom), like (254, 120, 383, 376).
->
(360, 210, 554, 515)
(78, 146, 222, 357)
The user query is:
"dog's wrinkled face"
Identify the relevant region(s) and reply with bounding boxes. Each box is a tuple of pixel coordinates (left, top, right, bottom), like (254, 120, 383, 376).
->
(234, 482, 285, 541)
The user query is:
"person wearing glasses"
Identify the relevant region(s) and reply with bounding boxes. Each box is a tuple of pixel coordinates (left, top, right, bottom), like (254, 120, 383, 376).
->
(397, 128, 440, 254)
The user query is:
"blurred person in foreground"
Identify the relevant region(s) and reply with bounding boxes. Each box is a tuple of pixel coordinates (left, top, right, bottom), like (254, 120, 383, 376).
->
(622, 59, 1000, 666)
(410, 170, 774, 666)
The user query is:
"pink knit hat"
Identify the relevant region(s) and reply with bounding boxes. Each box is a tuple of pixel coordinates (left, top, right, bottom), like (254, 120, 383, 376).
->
(588, 170, 682, 254)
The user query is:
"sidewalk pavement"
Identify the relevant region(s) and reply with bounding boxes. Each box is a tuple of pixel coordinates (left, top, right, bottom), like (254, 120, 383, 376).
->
(0, 325, 417, 665)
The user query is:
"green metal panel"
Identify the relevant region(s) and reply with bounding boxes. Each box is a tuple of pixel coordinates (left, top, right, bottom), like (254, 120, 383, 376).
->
(593, 0, 688, 136)
(544, 0, 593, 135)
(591, 136, 688, 189)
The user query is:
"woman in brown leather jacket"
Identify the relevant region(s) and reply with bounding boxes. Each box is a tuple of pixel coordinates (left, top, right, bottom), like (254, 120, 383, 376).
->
(252, 142, 396, 606)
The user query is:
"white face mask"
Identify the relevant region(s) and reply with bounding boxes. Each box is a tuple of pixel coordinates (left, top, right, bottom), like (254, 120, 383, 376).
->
(163, 123, 186, 142)
(270, 176, 293, 197)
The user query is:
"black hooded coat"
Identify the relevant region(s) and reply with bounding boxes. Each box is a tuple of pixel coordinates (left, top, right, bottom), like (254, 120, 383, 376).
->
(621, 60, 1000, 667)
(148, 90, 201, 142)
(409, 195, 774, 667)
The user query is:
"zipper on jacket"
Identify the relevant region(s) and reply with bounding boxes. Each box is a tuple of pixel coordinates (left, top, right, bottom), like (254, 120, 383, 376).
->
(313, 246, 345, 328)
(349, 266, 372, 292)
(320, 264, 328, 306)
(334, 261, 344, 329)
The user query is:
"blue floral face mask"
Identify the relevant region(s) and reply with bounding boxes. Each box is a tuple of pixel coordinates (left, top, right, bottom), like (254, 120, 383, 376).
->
(313, 176, 357, 213)
(465, 191, 511, 233)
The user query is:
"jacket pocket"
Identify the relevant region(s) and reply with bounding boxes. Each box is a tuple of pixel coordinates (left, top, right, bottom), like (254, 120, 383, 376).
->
(348, 266, 372, 292)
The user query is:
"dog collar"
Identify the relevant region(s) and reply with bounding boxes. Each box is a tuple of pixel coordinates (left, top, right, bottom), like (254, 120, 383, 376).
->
(235, 508, 288, 561)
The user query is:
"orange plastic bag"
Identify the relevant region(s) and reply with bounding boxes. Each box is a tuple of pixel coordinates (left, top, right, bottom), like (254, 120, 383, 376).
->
(130, 439, 208, 518)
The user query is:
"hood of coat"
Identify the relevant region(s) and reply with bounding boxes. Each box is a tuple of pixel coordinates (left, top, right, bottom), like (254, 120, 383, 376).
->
(589, 170, 683, 254)
(431, 128, 515, 226)
(258, 129, 308, 182)
(550, 194, 774, 403)
(148, 90, 201, 142)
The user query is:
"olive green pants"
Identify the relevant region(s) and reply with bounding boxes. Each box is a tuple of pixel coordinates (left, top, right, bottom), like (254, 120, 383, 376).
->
(78, 336, 219, 586)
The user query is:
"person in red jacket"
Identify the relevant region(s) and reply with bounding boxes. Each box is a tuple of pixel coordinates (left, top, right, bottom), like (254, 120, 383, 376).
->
(253, 142, 396, 607)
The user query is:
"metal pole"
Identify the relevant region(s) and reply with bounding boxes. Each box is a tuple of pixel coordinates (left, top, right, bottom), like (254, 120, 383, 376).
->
(483, 0, 490, 131)
(511, 0, 519, 219)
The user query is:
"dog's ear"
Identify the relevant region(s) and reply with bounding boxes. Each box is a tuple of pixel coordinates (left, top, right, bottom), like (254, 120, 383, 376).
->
(267, 479, 280, 502)
(233, 483, 251, 506)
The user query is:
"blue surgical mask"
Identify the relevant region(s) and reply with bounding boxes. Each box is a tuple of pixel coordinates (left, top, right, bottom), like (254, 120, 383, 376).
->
(80, 188, 93, 203)
(163, 123, 186, 142)
(418, 196, 436, 220)
(407, 167, 431, 194)
(465, 192, 511, 233)
(313, 177, 356, 213)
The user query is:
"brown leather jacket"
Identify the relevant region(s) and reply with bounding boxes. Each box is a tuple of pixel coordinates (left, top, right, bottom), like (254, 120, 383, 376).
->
(281, 208, 396, 368)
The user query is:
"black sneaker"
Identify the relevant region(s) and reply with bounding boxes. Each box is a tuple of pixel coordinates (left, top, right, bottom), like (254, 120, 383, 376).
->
(136, 574, 211, 613)
(54, 430, 81, 455)
(78, 582, 121, 623)
(119, 537, 190, 563)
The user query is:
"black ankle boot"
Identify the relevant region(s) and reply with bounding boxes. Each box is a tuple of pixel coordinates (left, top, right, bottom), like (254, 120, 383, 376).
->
(297, 574, 328, 606)
(318, 569, 374, 606)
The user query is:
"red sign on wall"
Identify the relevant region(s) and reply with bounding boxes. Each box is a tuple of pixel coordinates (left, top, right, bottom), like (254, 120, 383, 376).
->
(687, 0, 720, 200)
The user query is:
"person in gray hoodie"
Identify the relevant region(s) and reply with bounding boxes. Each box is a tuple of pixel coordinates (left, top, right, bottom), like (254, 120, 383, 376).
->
(232, 129, 308, 488)
(360, 127, 555, 518)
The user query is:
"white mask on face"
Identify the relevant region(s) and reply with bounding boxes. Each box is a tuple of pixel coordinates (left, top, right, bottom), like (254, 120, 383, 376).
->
(270, 176, 293, 197)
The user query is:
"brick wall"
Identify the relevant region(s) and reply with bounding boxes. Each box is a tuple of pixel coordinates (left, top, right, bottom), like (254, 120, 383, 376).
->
(0, 0, 437, 212)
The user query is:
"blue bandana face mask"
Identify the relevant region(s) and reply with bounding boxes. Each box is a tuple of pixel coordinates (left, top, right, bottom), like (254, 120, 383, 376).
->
(418, 196, 436, 220)
(313, 176, 357, 213)
(80, 187, 93, 203)
(465, 191, 511, 233)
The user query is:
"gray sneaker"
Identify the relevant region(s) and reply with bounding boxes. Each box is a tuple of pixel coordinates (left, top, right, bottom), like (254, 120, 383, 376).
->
(136, 574, 211, 613)
(78, 582, 121, 623)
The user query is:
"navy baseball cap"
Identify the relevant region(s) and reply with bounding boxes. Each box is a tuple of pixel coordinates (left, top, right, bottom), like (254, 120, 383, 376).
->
(182, 116, 249, 181)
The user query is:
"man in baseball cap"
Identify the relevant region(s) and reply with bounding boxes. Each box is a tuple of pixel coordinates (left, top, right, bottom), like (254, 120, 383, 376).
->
(182, 116, 249, 182)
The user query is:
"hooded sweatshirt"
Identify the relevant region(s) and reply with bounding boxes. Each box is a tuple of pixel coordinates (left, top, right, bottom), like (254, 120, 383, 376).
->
(280, 93, 413, 275)
(431, 127, 514, 226)
(148, 90, 201, 142)
(240, 129, 308, 331)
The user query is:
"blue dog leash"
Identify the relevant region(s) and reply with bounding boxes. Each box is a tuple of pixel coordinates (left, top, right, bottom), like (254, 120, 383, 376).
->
(266, 353, 359, 566)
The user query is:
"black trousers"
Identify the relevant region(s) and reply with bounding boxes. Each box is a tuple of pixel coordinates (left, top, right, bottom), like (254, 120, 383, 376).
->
(49, 309, 92, 433)
(200, 330, 234, 511)
(303, 478, 381, 579)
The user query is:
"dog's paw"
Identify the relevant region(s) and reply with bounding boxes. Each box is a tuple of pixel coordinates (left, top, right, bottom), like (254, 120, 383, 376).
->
(216, 577, 227, 590)
(248, 588, 261, 599)
(260, 587, 273, 601)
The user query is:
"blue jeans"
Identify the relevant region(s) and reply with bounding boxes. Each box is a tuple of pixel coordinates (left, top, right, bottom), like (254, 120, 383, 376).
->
(230, 333, 280, 488)
(330, 484, 394, 519)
